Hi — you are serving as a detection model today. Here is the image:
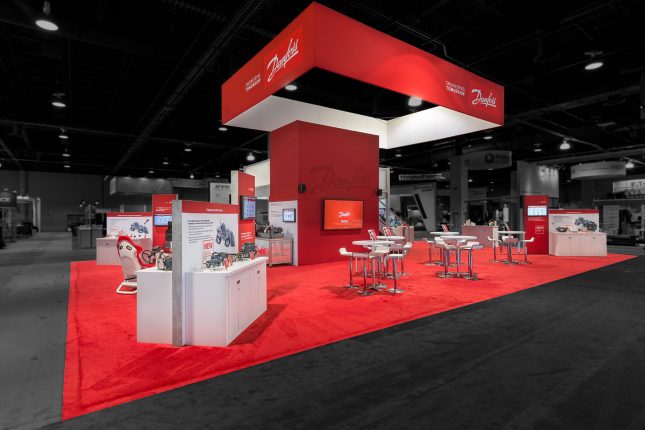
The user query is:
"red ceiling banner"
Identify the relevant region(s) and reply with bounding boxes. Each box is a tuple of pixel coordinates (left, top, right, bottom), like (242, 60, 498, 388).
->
(222, 2, 504, 126)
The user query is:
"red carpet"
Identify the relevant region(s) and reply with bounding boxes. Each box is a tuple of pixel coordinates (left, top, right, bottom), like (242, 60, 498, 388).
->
(63, 244, 634, 419)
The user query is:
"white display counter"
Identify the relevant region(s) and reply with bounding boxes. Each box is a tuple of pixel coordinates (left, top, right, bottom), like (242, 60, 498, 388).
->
(136, 257, 267, 346)
(549, 232, 607, 256)
(96, 237, 153, 265)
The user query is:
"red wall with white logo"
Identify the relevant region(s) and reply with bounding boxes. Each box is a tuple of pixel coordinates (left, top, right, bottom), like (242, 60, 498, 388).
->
(523, 194, 549, 255)
(270, 121, 379, 265)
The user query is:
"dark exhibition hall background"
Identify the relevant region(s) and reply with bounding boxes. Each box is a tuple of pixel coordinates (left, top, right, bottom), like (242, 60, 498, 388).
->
(1, 1, 645, 430)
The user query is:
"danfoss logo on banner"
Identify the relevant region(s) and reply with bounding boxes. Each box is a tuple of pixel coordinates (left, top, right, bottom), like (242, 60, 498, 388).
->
(471, 89, 497, 108)
(264, 26, 303, 84)
(338, 211, 351, 218)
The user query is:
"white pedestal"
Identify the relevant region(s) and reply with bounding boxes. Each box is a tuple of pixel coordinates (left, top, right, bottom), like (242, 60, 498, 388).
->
(96, 237, 153, 265)
(549, 232, 607, 256)
(136, 257, 268, 346)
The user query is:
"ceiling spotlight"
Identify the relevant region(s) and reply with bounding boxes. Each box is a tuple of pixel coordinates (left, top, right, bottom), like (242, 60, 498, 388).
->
(246, 152, 256, 162)
(215, 173, 220, 178)
(62, 150, 70, 157)
(189, 172, 195, 179)
(51, 92, 66, 108)
(625, 161, 635, 169)
(468, 178, 473, 183)
(148, 170, 154, 174)
(58, 133, 68, 139)
(584, 50, 604, 71)
(408, 96, 422, 107)
(63, 164, 70, 169)
(395, 151, 402, 158)
(534, 147, 542, 152)
(285, 83, 298, 91)
(483, 135, 493, 140)
(585, 61, 604, 71)
(218, 126, 228, 132)
(35, 1, 58, 31)
(560, 139, 571, 150)
(184, 144, 192, 152)
(162, 159, 169, 165)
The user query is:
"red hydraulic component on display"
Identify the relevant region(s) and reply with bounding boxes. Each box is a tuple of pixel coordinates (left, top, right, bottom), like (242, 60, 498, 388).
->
(523, 194, 549, 254)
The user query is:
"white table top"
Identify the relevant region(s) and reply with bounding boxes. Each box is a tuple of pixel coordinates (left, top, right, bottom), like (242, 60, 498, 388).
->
(376, 235, 405, 241)
(499, 231, 525, 235)
(352, 240, 394, 247)
(430, 231, 460, 236)
(440, 235, 478, 241)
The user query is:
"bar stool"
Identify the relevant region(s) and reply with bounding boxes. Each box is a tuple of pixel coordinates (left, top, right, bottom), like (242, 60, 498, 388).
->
(338, 248, 363, 289)
(424, 238, 435, 265)
(519, 237, 535, 263)
(367, 229, 377, 241)
(358, 252, 377, 296)
(487, 236, 504, 263)
(459, 241, 483, 280)
(370, 245, 390, 291)
(436, 242, 458, 278)
(501, 236, 518, 264)
(385, 253, 405, 294)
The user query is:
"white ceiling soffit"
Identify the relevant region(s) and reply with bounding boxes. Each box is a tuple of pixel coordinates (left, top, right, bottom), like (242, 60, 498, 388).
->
(226, 96, 500, 149)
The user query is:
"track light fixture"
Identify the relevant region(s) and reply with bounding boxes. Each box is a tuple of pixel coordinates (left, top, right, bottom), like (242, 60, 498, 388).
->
(584, 50, 604, 71)
(408, 96, 422, 107)
(560, 139, 571, 150)
(246, 152, 256, 162)
(35, 1, 59, 32)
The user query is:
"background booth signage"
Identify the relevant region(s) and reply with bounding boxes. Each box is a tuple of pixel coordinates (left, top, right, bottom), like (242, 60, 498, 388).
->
(209, 182, 231, 204)
(463, 150, 512, 170)
(612, 178, 645, 194)
(0, 190, 17, 208)
(571, 161, 626, 180)
(398, 173, 444, 181)
(549, 209, 600, 233)
(106, 212, 152, 238)
(602, 205, 620, 235)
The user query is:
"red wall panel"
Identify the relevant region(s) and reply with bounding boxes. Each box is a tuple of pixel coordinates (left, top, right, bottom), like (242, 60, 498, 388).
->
(270, 121, 379, 265)
(269, 123, 300, 202)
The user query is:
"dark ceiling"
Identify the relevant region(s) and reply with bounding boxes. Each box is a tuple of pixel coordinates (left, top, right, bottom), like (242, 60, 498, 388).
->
(0, 0, 644, 187)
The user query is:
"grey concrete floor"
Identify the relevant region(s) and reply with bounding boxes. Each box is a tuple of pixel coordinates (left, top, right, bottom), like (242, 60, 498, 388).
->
(0, 233, 94, 430)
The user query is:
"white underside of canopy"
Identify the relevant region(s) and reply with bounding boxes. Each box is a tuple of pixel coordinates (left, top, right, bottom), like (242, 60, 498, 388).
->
(226, 95, 500, 149)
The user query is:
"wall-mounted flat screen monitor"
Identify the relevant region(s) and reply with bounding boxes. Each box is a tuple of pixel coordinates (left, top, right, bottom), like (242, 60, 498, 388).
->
(283, 208, 296, 223)
(527, 206, 548, 216)
(323, 200, 364, 230)
(240, 196, 257, 220)
(153, 214, 172, 226)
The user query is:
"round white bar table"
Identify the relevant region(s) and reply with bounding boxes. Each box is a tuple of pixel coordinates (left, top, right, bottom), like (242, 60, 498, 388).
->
(376, 235, 405, 241)
(430, 231, 460, 236)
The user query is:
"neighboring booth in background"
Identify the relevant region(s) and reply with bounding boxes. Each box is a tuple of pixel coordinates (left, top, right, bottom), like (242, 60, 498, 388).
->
(97, 212, 153, 265)
(461, 225, 499, 248)
(152, 194, 177, 249)
(209, 182, 231, 204)
(136, 200, 267, 347)
(231, 171, 256, 251)
(523, 195, 549, 254)
(548, 209, 606, 256)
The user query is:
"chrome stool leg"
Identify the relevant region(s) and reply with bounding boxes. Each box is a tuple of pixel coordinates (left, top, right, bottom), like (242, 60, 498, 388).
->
(344, 256, 358, 288)
(358, 258, 373, 296)
(387, 257, 405, 294)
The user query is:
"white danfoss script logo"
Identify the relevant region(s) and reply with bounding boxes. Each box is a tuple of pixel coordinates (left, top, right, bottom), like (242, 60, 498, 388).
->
(471, 89, 497, 108)
(266, 38, 299, 82)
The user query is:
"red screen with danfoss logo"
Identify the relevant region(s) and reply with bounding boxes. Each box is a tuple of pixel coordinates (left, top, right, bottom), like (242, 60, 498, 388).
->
(323, 200, 363, 230)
